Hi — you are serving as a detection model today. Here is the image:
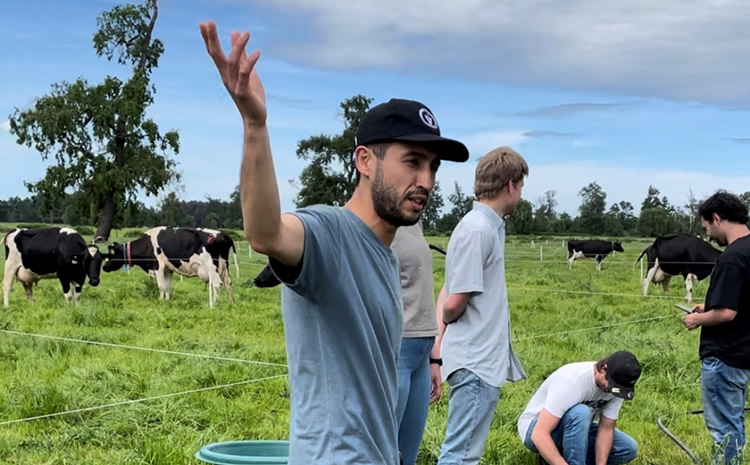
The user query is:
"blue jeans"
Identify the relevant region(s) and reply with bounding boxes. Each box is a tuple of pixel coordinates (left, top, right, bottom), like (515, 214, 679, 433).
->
(437, 368, 500, 465)
(701, 356, 750, 465)
(522, 404, 637, 465)
(396, 336, 435, 465)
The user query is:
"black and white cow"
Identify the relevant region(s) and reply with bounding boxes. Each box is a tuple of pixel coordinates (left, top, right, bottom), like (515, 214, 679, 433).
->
(3, 227, 104, 308)
(634, 232, 722, 303)
(195, 227, 239, 302)
(251, 241, 448, 288)
(102, 226, 226, 307)
(566, 239, 624, 271)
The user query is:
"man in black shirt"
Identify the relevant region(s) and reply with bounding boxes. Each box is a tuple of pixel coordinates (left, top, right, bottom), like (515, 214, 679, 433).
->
(683, 191, 750, 465)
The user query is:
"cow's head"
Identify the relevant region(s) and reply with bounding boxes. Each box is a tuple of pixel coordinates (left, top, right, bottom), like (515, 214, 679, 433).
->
(253, 263, 281, 288)
(102, 242, 126, 273)
(613, 241, 624, 253)
(84, 244, 104, 287)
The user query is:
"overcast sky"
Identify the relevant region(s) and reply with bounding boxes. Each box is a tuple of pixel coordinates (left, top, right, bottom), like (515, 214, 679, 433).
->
(2, 0, 750, 216)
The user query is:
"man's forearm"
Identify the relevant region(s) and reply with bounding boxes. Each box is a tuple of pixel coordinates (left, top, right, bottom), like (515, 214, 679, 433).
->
(532, 434, 568, 465)
(240, 124, 282, 251)
(695, 308, 736, 326)
(433, 286, 447, 358)
(443, 305, 466, 324)
(595, 425, 614, 465)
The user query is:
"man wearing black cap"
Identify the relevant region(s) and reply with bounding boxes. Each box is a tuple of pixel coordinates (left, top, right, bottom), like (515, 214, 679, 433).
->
(517, 351, 641, 465)
(198, 22, 469, 465)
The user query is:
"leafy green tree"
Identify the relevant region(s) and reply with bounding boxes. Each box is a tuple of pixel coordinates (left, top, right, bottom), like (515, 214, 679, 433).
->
(7, 0, 179, 241)
(293, 95, 373, 208)
(448, 182, 474, 221)
(507, 199, 534, 234)
(576, 182, 607, 234)
(421, 181, 444, 232)
(533, 190, 558, 232)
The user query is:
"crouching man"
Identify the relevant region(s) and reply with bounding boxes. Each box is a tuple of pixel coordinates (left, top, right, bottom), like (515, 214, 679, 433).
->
(517, 351, 641, 465)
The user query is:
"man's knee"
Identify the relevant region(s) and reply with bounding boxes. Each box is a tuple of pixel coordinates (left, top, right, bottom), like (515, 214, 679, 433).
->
(561, 404, 592, 427)
(618, 433, 638, 463)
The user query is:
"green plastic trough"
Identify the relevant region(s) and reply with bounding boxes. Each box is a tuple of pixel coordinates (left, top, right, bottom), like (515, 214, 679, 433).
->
(195, 440, 289, 465)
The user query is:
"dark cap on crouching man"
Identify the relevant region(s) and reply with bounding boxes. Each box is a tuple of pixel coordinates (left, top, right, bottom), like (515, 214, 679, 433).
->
(517, 351, 642, 465)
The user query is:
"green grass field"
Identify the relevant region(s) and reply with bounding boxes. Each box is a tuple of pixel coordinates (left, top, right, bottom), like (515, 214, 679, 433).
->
(0, 233, 720, 464)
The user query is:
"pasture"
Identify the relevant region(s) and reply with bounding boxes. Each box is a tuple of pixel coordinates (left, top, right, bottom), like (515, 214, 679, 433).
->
(0, 231, 717, 464)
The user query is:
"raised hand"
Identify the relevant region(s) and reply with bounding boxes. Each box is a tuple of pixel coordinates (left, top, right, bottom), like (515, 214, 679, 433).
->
(199, 21, 267, 127)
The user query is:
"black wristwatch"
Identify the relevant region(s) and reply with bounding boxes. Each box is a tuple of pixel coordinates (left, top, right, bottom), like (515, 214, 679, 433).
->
(429, 357, 443, 366)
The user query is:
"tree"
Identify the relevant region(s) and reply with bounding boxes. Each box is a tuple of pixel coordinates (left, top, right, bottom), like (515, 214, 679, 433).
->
(533, 190, 558, 233)
(507, 199, 533, 234)
(293, 95, 373, 208)
(641, 185, 665, 211)
(7, 0, 180, 241)
(739, 192, 750, 223)
(638, 186, 681, 237)
(576, 182, 607, 234)
(421, 181, 444, 233)
(158, 192, 192, 227)
(448, 182, 474, 220)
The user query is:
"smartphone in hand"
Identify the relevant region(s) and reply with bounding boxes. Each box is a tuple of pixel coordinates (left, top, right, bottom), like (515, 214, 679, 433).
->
(675, 304, 693, 314)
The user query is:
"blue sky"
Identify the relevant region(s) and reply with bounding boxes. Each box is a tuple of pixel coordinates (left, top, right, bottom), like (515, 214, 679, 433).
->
(2, 0, 750, 217)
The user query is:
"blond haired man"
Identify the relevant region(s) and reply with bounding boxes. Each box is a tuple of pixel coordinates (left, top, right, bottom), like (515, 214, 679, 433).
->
(435, 147, 529, 465)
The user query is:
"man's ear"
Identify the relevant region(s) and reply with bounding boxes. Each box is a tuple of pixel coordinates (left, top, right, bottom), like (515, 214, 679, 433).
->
(353, 146, 372, 180)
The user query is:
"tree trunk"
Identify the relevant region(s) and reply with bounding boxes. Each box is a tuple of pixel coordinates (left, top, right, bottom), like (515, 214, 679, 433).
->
(95, 198, 117, 242)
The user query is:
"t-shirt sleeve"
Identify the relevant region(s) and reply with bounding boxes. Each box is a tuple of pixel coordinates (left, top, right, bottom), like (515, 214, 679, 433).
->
(705, 257, 746, 313)
(267, 207, 341, 303)
(445, 229, 490, 295)
(600, 397, 623, 421)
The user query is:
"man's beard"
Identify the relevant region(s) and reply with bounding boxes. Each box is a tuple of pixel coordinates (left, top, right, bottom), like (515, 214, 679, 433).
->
(371, 164, 425, 227)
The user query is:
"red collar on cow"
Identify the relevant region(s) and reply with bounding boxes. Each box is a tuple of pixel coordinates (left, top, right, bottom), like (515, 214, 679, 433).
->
(125, 242, 132, 266)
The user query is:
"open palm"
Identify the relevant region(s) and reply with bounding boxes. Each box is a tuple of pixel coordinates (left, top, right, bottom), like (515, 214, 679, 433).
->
(199, 21, 267, 127)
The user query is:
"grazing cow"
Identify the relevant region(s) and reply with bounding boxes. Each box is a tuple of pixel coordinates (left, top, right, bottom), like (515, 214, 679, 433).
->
(195, 227, 239, 302)
(101, 226, 225, 307)
(634, 233, 722, 303)
(566, 239, 624, 271)
(3, 227, 104, 308)
(252, 242, 448, 289)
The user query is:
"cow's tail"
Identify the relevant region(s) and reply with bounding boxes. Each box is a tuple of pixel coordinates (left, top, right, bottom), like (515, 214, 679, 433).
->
(232, 241, 239, 278)
(633, 247, 649, 271)
(3, 229, 16, 261)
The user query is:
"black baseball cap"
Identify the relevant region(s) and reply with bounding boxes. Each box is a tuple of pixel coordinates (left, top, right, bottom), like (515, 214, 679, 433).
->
(354, 98, 470, 163)
(606, 351, 642, 400)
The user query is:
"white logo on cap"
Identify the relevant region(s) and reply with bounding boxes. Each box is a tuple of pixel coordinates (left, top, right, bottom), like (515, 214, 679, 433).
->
(419, 108, 438, 129)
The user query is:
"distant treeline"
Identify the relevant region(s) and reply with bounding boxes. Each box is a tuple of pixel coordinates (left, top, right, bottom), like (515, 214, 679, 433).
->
(3, 183, 748, 239)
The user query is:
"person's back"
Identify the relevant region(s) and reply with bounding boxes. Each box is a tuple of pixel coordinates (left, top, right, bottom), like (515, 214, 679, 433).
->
(392, 222, 437, 338)
(391, 221, 441, 465)
(271, 204, 403, 464)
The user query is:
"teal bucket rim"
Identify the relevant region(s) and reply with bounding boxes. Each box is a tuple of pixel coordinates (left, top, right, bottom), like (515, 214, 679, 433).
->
(195, 440, 289, 465)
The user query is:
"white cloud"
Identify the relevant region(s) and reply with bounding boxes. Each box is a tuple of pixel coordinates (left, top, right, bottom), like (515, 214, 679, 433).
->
(0, 120, 9, 132)
(258, 0, 750, 107)
(462, 130, 531, 157)
(431, 159, 750, 217)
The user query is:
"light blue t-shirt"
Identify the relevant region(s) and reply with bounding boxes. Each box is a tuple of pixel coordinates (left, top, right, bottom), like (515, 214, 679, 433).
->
(268, 204, 403, 465)
(441, 201, 526, 388)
